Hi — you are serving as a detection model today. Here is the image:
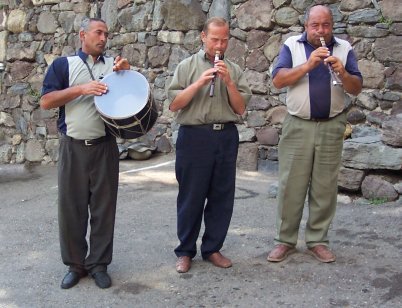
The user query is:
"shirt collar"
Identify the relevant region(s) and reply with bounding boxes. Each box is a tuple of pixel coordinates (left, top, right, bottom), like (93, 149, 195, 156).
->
(298, 32, 339, 47)
(78, 49, 106, 63)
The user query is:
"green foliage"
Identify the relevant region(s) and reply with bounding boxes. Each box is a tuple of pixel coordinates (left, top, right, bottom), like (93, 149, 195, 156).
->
(369, 197, 388, 205)
(379, 15, 393, 26)
(29, 88, 41, 101)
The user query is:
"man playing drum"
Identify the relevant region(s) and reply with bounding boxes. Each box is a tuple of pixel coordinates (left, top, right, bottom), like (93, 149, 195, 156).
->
(167, 17, 252, 273)
(40, 17, 130, 289)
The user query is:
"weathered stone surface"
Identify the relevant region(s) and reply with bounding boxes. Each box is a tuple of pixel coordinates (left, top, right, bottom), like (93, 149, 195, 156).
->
(246, 111, 266, 127)
(183, 30, 202, 53)
(339, 0, 371, 11)
(247, 95, 271, 111)
(385, 65, 402, 91)
(348, 9, 381, 24)
(266, 106, 287, 125)
(342, 136, 402, 170)
(0, 31, 8, 62)
(238, 125, 256, 142)
(373, 36, 402, 63)
(236, 0, 274, 30)
(346, 26, 388, 38)
(58, 11, 76, 34)
(366, 111, 389, 126)
(361, 175, 399, 202)
(161, 0, 206, 31)
(246, 49, 269, 72)
(263, 34, 282, 62)
(37, 11, 58, 34)
(274, 7, 300, 27)
(381, 115, 402, 147)
(379, 0, 402, 22)
(45, 139, 59, 162)
(356, 92, 378, 111)
(24, 139, 45, 162)
(10, 61, 34, 81)
(225, 38, 247, 69)
(391, 101, 402, 115)
(358, 59, 384, 89)
(347, 108, 366, 124)
(291, 0, 313, 12)
(256, 127, 279, 145)
(7, 10, 26, 34)
(338, 166, 365, 192)
(209, 0, 230, 22)
(148, 45, 170, 68)
(118, 3, 153, 32)
(237, 142, 258, 171)
(122, 43, 147, 68)
(0, 112, 15, 127)
(155, 135, 172, 153)
(0, 144, 12, 163)
(244, 70, 268, 94)
(157, 31, 184, 44)
(247, 30, 269, 50)
(167, 45, 190, 73)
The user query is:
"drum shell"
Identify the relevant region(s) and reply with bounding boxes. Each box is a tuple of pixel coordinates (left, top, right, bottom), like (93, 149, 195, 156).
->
(94, 70, 158, 139)
(101, 95, 158, 139)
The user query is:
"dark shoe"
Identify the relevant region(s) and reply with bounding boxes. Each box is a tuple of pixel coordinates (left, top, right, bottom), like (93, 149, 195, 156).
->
(267, 244, 296, 262)
(61, 271, 87, 289)
(176, 256, 192, 273)
(207, 252, 232, 268)
(91, 271, 112, 289)
(307, 245, 336, 263)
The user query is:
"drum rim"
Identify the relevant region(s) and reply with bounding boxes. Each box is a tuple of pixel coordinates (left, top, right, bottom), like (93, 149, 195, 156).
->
(94, 70, 151, 120)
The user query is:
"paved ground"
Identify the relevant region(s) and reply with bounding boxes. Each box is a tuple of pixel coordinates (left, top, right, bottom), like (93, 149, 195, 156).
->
(0, 153, 401, 308)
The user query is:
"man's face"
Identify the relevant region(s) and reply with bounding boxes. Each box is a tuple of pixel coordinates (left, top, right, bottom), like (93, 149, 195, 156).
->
(80, 21, 109, 57)
(201, 23, 229, 59)
(305, 7, 333, 48)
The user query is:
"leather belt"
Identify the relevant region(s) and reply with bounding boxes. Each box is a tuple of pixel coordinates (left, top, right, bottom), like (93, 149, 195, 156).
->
(183, 123, 235, 131)
(63, 135, 111, 146)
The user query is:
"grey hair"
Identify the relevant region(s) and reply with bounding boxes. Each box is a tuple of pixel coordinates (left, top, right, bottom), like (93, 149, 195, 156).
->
(80, 17, 106, 32)
(304, 5, 333, 24)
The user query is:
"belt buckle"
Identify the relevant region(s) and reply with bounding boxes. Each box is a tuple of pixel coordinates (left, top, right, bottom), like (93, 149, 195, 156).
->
(213, 124, 223, 130)
(84, 140, 93, 146)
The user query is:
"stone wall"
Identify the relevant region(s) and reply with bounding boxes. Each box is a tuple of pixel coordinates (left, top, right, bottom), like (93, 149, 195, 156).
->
(0, 0, 401, 201)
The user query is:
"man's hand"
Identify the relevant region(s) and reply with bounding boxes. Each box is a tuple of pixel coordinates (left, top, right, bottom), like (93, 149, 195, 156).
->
(324, 56, 346, 78)
(80, 80, 108, 96)
(306, 46, 330, 70)
(113, 56, 130, 71)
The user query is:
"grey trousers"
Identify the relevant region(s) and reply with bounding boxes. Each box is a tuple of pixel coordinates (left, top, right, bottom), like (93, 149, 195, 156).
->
(275, 113, 346, 248)
(58, 135, 119, 274)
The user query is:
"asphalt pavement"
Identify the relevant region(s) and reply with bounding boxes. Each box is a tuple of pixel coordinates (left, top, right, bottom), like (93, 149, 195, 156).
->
(0, 153, 401, 308)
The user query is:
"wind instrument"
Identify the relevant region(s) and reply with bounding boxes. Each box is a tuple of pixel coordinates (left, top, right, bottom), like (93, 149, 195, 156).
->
(319, 37, 342, 86)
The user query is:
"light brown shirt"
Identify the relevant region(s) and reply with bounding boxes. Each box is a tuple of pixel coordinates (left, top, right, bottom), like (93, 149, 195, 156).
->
(167, 50, 252, 125)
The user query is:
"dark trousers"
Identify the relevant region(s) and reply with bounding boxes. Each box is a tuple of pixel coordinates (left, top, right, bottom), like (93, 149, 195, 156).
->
(58, 135, 119, 274)
(174, 124, 239, 259)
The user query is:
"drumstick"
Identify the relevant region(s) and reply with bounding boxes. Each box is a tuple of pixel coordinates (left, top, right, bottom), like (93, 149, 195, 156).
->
(319, 37, 342, 86)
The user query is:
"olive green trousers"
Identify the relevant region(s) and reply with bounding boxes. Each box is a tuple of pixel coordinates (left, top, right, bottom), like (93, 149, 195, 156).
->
(275, 112, 346, 248)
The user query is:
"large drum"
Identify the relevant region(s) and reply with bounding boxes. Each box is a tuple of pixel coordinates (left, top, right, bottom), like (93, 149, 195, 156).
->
(94, 70, 158, 139)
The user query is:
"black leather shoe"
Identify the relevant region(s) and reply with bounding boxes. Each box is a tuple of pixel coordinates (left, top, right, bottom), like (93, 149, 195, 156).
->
(92, 271, 112, 289)
(61, 271, 87, 289)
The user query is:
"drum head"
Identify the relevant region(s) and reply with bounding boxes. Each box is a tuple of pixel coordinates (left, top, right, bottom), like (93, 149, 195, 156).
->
(94, 70, 150, 119)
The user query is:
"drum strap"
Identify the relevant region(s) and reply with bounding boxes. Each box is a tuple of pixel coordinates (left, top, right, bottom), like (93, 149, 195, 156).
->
(82, 61, 96, 81)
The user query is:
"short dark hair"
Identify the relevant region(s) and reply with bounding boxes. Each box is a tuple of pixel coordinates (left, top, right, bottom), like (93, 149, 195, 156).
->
(202, 17, 229, 34)
(80, 17, 106, 32)
(304, 5, 333, 25)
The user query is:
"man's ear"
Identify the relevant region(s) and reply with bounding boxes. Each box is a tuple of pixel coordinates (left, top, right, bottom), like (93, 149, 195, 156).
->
(201, 31, 206, 44)
(79, 30, 85, 41)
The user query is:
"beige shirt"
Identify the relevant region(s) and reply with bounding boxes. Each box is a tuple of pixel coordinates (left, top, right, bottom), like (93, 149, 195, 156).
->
(167, 50, 252, 125)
